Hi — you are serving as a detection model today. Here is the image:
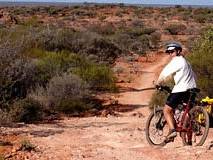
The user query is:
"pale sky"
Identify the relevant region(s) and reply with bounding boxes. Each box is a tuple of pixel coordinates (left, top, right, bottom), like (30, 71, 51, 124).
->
(1, 0, 213, 5)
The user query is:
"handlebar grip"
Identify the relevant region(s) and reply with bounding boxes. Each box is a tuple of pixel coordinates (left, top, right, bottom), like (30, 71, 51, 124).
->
(156, 85, 171, 93)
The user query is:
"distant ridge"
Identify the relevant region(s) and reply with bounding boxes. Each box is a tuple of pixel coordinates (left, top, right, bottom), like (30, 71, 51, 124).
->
(0, 1, 212, 8)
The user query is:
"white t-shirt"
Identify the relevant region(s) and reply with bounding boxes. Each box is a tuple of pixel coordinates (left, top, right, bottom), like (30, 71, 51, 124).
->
(157, 56, 197, 93)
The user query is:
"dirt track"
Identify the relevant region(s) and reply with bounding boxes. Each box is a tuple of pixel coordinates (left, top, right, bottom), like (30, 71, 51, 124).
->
(2, 54, 213, 160)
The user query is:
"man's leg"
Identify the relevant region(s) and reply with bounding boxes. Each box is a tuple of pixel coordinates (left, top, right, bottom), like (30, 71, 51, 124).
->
(163, 104, 177, 139)
(163, 105, 175, 130)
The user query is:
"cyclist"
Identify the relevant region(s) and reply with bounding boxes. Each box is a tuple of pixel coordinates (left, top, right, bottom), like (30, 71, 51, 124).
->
(156, 42, 197, 141)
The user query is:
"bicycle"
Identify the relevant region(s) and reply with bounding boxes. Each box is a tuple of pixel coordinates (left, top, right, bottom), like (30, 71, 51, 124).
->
(145, 85, 210, 146)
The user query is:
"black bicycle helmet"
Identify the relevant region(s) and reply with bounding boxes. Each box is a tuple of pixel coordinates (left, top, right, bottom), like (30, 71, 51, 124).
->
(165, 42, 182, 53)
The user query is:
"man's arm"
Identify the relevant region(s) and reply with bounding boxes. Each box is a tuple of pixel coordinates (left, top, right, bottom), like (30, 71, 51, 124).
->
(156, 58, 182, 85)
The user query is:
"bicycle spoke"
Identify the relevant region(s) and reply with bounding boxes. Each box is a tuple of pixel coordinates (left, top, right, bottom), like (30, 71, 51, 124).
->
(146, 108, 169, 146)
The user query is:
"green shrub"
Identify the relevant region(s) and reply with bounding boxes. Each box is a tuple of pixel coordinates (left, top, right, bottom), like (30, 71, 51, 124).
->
(74, 63, 117, 91)
(25, 48, 47, 58)
(31, 50, 117, 92)
(20, 139, 36, 151)
(187, 27, 213, 97)
(33, 51, 93, 85)
(126, 27, 156, 37)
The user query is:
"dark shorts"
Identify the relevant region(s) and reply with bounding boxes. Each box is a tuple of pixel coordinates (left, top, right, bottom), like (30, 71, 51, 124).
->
(166, 91, 190, 109)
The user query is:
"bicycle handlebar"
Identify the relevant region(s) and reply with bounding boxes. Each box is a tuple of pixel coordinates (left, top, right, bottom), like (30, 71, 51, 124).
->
(155, 85, 172, 93)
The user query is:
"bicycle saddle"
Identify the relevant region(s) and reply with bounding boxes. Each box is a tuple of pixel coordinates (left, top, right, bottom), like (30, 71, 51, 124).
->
(187, 88, 200, 93)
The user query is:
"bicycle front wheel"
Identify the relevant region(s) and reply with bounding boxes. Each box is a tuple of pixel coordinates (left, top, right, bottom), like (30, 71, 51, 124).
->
(186, 106, 210, 146)
(145, 107, 168, 146)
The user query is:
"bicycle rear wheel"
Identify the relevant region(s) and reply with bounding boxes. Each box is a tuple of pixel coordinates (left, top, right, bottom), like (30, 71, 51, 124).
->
(184, 106, 210, 146)
(145, 107, 168, 146)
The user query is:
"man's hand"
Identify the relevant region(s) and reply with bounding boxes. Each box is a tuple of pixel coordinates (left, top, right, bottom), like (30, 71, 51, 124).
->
(153, 80, 162, 90)
(153, 79, 162, 86)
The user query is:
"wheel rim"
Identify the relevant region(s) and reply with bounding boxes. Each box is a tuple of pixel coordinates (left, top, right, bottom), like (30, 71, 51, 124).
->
(187, 106, 209, 146)
(147, 110, 169, 145)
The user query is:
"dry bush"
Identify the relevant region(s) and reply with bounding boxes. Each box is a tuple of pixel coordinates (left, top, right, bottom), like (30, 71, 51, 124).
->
(112, 26, 157, 53)
(150, 31, 161, 49)
(0, 109, 13, 125)
(125, 27, 156, 37)
(165, 23, 187, 35)
(149, 79, 174, 109)
(149, 90, 168, 109)
(35, 27, 121, 64)
(0, 28, 38, 105)
(72, 8, 97, 18)
(131, 19, 144, 27)
(10, 98, 43, 123)
(47, 73, 89, 103)
(1, 59, 36, 101)
(0, 24, 118, 120)
(87, 23, 116, 35)
(28, 85, 47, 109)
(29, 73, 91, 114)
(83, 37, 122, 64)
(191, 8, 213, 23)
(111, 33, 132, 53)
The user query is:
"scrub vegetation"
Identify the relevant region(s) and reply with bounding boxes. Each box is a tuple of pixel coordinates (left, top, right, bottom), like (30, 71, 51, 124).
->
(0, 4, 212, 123)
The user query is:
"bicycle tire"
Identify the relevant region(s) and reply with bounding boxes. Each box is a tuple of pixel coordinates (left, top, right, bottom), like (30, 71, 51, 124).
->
(183, 106, 210, 146)
(145, 107, 167, 146)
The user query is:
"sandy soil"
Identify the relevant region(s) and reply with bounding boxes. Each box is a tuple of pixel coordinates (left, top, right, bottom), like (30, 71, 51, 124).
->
(1, 54, 213, 160)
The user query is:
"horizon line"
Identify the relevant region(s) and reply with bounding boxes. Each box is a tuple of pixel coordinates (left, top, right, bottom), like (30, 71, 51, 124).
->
(0, 1, 213, 6)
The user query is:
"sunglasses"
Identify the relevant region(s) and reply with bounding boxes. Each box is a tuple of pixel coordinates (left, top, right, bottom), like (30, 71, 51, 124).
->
(167, 50, 175, 54)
